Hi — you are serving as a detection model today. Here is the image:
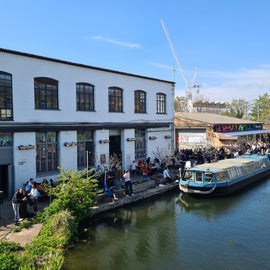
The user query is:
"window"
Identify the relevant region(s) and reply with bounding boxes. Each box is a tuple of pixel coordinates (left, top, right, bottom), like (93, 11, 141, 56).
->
(134, 90, 146, 113)
(36, 132, 58, 174)
(34, 77, 58, 109)
(135, 129, 146, 159)
(0, 132, 12, 147)
(108, 87, 123, 112)
(77, 131, 94, 168)
(156, 93, 166, 114)
(76, 83, 94, 111)
(0, 72, 13, 120)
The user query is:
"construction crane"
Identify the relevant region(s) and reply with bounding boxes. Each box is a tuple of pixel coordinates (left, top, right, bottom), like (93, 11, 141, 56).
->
(160, 19, 199, 112)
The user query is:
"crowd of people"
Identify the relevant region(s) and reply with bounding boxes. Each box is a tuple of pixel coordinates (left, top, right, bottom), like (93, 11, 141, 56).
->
(12, 140, 270, 222)
(11, 177, 53, 222)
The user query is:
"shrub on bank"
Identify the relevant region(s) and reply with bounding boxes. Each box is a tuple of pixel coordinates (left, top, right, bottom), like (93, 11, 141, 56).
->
(0, 166, 98, 269)
(0, 241, 23, 270)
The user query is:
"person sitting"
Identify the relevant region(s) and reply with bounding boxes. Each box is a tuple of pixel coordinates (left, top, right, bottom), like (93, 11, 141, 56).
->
(123, 169, 134, 196)
(146, 157, 151, 167)
(104, 174, 118, 201)
(95, 165, 103, 176)
(163, 166, 173, 184)
(107, 168, 116, 186)
(154, 157, 160, 169)
(25, 178, 34, 193)
(49, 179, 55, 187)
(142, 164, 148, 179)
(138, 159, 143, 166)
(131, 160, 138, 174)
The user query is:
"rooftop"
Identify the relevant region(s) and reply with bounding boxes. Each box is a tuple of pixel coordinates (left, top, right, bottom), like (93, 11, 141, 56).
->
(175, 112, 260, 125)
(0, 48, 174, 85)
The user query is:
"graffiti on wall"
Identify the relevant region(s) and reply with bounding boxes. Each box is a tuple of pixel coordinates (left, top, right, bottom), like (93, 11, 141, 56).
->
(177, 134, 207, 149)
(214, 124, 262, 133)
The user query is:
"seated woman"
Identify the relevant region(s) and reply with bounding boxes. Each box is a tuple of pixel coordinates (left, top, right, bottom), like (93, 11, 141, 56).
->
(104, 168, 118, 201)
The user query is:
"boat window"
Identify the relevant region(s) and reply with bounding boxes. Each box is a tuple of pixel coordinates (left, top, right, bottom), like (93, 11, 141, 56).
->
(228, 168, 240, 179)
(183, 171, 194, 181)
(204, 173, 213, 182)
(195, 172, 203, 182)
(215, 171, 229, 181)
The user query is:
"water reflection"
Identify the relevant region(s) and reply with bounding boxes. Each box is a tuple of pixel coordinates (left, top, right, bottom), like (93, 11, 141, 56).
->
(65, 196, 179, 270)
(176, 193, 242, 221)
(65, 178, 270, 270)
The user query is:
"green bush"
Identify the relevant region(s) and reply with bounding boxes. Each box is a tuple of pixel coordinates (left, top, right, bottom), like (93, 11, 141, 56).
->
(43, 166, 98, 223)
(2, 165, 98, 269)
(0, 240, 23, 253)
(20, 220, 31, 229)
(12, 226, 21, 233)
(0, 252, 20, 270)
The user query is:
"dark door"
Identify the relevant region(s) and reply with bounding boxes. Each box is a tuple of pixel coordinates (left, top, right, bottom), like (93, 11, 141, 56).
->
(109, 135, 122, 161)
(0, 165, 9, 198)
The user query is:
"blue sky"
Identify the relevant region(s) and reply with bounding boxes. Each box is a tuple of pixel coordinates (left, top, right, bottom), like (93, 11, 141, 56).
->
(1, 0, 270, 102)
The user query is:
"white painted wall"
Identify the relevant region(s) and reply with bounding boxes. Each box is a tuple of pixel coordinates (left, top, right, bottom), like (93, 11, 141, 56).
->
(121, 129, 135, 170)
(59, 131, 77, 171)
(0, 50, 175, 193)
(13, 132, 36, 190)
(0, 52, 174, 125)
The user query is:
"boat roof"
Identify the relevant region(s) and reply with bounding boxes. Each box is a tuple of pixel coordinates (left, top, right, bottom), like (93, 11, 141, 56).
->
(186, 154, 267, 173)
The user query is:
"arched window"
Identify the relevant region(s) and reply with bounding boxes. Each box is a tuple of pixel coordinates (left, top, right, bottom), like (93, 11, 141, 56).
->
(134, 90, 146, 113)
(76, 83, 94, 111)
(108, 87, 123, 112)
(156, 93, 166, 114)
(0, 71, 13, 120)
(34, 77, 58, 109)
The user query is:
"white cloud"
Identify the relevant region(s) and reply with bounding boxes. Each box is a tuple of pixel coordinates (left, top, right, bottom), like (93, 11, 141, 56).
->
(148, 62, 173, 70)
(175, 66, 270, 103)
(90, 36, 141, 48)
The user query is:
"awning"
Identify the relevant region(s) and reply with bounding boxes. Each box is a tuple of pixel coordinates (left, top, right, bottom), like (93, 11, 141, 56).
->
(218, 129, 270, 137)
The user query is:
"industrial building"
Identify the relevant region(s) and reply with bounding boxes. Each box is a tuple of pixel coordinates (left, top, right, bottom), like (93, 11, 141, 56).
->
(0, 48, 174, 197)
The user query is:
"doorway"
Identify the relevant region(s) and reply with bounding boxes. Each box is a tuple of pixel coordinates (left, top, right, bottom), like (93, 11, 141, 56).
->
(109, 135, 122, 164)
(0, 165, 9, 198)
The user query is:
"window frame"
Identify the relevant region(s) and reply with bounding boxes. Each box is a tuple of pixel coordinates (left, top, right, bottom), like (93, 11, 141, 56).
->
(156, 93, 166, 114)
(108, 87, 123, 112)
(77, 130, 95, 168)
(135, 129, 146, 160)
(36, 131, 59, 175)
(134, 90, 146, 113)
(76, 83, 95, 111)
(0, 71, 13, 121)
(34, 77, 59, 110)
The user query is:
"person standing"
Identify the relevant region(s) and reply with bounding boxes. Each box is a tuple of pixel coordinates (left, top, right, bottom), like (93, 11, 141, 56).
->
(123, 170, 134, 196)
(28, 183, 39, 214)
(12, 187, 27, 222)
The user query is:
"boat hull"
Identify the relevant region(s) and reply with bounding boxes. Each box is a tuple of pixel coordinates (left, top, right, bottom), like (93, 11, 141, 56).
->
(180, 166, 270, 197)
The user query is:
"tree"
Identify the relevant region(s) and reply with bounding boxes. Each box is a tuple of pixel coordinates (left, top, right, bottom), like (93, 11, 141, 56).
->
(222, 98, 249, 119)
(174, 96, 188, 112)
(250, 92, 270, 122)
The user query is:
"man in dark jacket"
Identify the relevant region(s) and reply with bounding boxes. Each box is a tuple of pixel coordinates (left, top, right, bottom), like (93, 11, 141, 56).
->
(12, 187, 26, 222)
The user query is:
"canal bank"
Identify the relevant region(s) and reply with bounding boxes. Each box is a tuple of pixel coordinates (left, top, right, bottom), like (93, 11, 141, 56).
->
(0, 175, 179, 244)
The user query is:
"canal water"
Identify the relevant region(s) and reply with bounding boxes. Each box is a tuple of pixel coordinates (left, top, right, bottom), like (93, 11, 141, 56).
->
(64, 177, 270, 270)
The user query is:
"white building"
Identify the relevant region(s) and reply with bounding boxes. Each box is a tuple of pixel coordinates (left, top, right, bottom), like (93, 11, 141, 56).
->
(0, 48, 174, 196)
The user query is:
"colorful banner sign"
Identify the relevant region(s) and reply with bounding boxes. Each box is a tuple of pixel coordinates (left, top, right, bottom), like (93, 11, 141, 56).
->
(214, 124, 263, 133)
